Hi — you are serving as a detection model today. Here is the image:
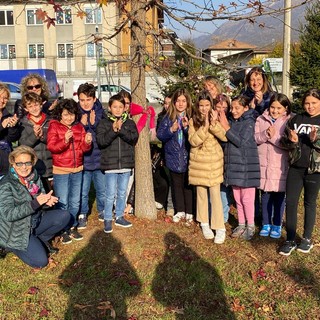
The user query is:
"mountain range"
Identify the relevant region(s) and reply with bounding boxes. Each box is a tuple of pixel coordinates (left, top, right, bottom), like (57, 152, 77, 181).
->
(192, 0, 309, 49)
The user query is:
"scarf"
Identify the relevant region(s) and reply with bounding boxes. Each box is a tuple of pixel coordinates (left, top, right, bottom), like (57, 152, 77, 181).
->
(107, 112, 128, 123)
(27, 112, 46, 126)
(10, 167, 40, 198)
(177, 115, 184, 147)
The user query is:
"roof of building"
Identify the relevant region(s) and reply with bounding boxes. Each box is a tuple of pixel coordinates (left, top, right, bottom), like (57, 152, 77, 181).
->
(205, 39, 257, 51)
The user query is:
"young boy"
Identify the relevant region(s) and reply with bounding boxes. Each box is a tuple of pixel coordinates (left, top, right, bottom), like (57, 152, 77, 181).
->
(77, 83, 105, 229)
(96, 94, 138, 233)
(19, 92, 53, 192)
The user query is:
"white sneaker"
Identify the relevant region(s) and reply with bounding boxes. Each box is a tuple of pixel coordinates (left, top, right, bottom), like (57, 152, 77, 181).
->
(185, 213, 193, 226)
(155, 201, 163, 210)
(173, 211, 185, 223)
(201, 223, 214, 239)
(214, 229, 226, 244)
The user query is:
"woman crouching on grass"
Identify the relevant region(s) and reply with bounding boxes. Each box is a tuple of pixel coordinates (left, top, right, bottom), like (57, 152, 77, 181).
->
(0, 146, 70, 268)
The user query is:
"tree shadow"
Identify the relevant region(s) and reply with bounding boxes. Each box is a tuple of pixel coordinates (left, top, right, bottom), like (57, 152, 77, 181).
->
(59, 231, 141, 320)
(151, 232, 236, 319)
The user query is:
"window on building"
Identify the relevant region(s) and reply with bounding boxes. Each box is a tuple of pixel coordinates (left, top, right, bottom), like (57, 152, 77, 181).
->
(57, 43, 73, 58)
(0, 45, 15, 59)
(87, 43, 102, 58)
(28, 44, 44, 59)
(26, 9, 43, 25)
(0, 10, 13, 25)
(85, 8, 101, 24)
(56, 8, 72, 24)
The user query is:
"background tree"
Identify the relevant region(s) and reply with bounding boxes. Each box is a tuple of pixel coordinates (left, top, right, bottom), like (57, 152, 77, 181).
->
(290, 1, 320, 110)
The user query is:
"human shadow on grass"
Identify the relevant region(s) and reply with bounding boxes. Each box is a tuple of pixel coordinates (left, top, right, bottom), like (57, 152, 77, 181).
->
(151, 232, 236, 320)
(59, 231, 141, 320)
(281, 258, 320, 300)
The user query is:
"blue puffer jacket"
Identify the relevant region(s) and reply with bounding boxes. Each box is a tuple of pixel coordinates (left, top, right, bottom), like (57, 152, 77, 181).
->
(242, 88, 274, 115)
(79, 99, 104, 171)
(156, 115, 190, 173)
(224, 109, 260, 187)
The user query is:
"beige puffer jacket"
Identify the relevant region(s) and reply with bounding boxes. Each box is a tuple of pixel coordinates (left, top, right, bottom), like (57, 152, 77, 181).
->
(188, 119, 227, 187)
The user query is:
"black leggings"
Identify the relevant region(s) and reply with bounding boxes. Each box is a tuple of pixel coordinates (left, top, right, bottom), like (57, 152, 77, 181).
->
(169, 170, 194, 214)
(285, 167, 320, 241)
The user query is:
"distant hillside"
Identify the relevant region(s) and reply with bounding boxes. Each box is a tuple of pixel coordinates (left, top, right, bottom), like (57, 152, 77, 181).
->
(193, 0, 308, 49)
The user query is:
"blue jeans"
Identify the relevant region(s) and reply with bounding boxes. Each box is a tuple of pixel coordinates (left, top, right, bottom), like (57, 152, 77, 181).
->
(80, 170, 105, 215)
(104, 171, 131, 221)
(54, 171, 83, 228)
(10, 209, 70, 268)
(220, 184, 232, 223)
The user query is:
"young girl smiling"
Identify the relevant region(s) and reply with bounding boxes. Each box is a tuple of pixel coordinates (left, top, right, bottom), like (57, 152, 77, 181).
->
(255, 93, 292, 239)
(188, 90, 227, 243)
(219, 95, 260, 240)
(157, 88, 195, 224)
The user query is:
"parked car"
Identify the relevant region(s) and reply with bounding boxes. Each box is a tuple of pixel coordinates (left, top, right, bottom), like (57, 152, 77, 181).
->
(0, 69, 60, 101)
(2, 82, 21, 114)
(95, 84, 159, 104)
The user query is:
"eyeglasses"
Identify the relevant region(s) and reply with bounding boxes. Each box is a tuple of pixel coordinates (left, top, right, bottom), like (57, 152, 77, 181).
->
(27, 84, 42, 90)
(15, 162, 33, 167)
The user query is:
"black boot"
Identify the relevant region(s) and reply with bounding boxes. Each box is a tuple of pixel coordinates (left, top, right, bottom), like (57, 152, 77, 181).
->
(0, 246, 7, 259)
(43, 241, 59, 255)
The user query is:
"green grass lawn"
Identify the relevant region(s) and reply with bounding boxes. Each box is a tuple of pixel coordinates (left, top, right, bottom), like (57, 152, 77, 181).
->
(1, 202, 320, 320)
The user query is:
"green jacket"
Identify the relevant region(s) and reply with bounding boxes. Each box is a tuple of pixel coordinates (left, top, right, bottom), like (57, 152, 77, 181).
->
(0, 169, 43, 251)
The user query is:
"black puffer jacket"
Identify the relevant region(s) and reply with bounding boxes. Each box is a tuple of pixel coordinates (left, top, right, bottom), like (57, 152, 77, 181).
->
(96, 115, 139, 171)
(224, 109, 260, 187)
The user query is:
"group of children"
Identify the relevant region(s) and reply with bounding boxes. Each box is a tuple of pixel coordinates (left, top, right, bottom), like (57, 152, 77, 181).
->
(0, 79, 138, 247)
(157, 71, 320, 256)
(1, 68, 320, 258)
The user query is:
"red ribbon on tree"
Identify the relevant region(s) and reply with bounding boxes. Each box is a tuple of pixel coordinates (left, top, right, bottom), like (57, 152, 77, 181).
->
(130, 103, 156, 134)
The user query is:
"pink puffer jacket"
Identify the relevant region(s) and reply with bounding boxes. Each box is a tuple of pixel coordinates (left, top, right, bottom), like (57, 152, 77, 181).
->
(254, 110, 291, 192)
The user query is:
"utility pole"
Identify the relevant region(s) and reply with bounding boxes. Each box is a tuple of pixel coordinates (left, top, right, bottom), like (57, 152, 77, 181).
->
(282, 0, 291, 98)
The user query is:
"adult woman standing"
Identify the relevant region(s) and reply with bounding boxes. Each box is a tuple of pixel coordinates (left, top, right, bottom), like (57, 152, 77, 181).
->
(0, 146, 70, 268)
(242, 67, 274, 115)
(14, 73, 58, 119)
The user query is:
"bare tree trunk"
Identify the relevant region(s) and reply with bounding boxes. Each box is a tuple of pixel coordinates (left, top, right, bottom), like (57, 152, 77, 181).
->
(130, 0, 157, 219)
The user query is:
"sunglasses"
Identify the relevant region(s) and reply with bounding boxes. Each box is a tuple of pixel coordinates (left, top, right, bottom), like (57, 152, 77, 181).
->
(27, 84, 42, 90)
(15, 162, 33, 167)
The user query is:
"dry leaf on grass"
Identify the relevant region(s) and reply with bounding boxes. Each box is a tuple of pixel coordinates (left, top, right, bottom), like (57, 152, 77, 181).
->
(248, 253, 258, 261)
(265, 260, 276, 268)
(39, 308, 49, 317)
(97, 301, 116, 319)
(128, 279, 140, 287)
(231, 298, 245, 312)
(74, 303, 93, 310)
(167, 306, 184, 314)
(27, 286, 39, 295)
(258, 285, 266, 292)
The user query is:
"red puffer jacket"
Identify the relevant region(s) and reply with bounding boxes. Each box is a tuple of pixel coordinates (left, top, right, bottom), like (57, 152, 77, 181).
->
(47, 120, 91, 169)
